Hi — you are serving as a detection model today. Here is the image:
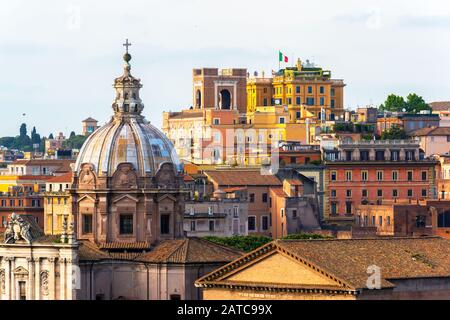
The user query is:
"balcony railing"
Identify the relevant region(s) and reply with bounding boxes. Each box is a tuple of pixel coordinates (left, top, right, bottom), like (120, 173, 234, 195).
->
(339, 139, 419, 146)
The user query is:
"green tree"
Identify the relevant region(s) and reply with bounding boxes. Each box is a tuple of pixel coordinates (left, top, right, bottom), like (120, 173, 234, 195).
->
(0, 137, 15, 148)
(405, 93, 431, 114)
(380, 94, 406, 112)
(31, 126, 41, 144)
(204, 233, 331, 252)
(70, 131, 76, 138)
(13, 123, 32, 150)
(282, 233, 332, 240)
(48, 133, 54, 139)
(62, 134, 87, 150)
(203, 235, 272, 252)
(19, 123, 27, 137)
(381, 126, 407, 140)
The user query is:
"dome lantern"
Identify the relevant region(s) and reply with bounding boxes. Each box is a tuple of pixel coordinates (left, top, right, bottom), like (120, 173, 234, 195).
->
(112, 39, 144, 118)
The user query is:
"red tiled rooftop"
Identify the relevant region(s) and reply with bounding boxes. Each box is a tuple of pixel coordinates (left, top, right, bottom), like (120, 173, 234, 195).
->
(411, 126, 450, 136)
(429, 101, 450, 112)
(204, 170, 281, 186)
(46, 172, 73, 183)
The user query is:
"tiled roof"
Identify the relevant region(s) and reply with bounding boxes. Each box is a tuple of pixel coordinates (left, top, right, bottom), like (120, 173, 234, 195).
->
(46, 172, 73, 183)
(222, 187, 247, 193)
(274, 237, 450, 289)
(97, 241, 150, 250)
(285, 179, 303, 185)
(204, 170, 282, 186)
(11, 159, 75, 166)
(78, 240, 110, 261)
(82, 117, 97, 122)
(137, 238, 243, 264)
(410, 126, 450, 136)
(429, 101, 450, 111)
(108, 252, 143, 260)
(197, 237, 450, 291)
(269, 186, 288, 197)
(15, 175, 56, 181)
(78, 241, 144, 261)
(183, 174, 194, 182)
(169, 111, 204, 119)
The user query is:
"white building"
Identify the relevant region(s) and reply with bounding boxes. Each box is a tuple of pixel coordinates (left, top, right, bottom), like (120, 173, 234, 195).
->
(183, 189, 248, 237)
(0, 213, 78, 300)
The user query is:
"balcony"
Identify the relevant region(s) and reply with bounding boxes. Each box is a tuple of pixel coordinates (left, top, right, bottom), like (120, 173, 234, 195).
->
(184, 212, 227, 219)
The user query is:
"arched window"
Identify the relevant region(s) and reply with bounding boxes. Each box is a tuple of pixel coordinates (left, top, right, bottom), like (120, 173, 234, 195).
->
(219, 89, 231, 109)
(195, 90, 201, 108)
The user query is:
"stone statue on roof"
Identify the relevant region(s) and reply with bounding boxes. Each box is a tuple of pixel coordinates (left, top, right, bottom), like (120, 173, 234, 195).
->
(3, 213, 34, 244)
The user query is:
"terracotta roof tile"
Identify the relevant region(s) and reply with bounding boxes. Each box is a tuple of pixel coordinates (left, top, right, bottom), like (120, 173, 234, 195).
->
(78, 240, 110, 261)
(97, 241, 150, 250)
(138, 238, 243, 264)
(222, 187, 247, 193)
(270, 187, 288, 197)
(197, 237, 450, 291)
(411, 126, 450, 136)
(275, 237, 450, 289)
(47, 172, 73, 183)
(430, 101, 450, 111)
(204, 170, 282, 186)
(108, 252, 143, 260)
(82, 117, 97, 122)
(285, 179, 303, 185)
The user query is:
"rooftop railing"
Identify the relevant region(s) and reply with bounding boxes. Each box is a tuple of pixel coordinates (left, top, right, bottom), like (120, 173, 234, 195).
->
(339, 139, 419, 146)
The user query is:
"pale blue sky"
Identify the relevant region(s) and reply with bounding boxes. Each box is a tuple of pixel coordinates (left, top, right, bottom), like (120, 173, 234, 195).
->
(0, 0, 449, 137)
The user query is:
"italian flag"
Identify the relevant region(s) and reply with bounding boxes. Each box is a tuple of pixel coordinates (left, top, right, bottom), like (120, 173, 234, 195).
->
(279, 51, 288, 63)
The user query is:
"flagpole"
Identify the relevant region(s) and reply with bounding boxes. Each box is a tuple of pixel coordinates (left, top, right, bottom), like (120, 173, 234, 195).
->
(278, 49, 280, 71)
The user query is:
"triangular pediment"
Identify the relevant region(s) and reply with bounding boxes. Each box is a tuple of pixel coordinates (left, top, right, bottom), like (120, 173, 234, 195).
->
(77, 194, 96, 203)
(113, 194, 139, 203)
(197, 242, 352, 290)
(157, 194, 177, 202)
(224, 251, 341, 287)
(13, 266, 29, 275)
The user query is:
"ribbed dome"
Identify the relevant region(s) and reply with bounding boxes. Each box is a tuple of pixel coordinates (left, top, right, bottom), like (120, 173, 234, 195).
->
(74, 46, 182, 177)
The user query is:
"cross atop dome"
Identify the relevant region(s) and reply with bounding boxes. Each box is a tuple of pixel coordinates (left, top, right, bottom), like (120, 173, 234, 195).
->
(123, 39, 132, 64)
(123, 38, 132, 53)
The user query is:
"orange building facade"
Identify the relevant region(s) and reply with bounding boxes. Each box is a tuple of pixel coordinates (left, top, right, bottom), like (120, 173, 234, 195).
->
(0, 186, 44, 232)
(278, 142, 321, 165)
(323, 140, 437, 224)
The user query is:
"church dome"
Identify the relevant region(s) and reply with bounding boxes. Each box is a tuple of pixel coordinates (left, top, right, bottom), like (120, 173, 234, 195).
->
(75, 42, 182, 177)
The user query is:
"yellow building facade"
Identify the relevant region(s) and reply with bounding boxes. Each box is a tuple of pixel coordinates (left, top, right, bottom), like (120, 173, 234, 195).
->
(247, 59, 345, 121)
(163, 60, 345, 165)
(43, 173, 73, 235)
